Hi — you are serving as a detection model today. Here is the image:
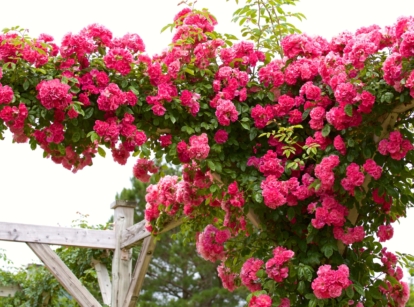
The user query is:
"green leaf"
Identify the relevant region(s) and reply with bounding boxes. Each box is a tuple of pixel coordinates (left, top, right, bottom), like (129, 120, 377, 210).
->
(23, 79, 30, 91)
(309, 299, 317, 307)
(256, 269, 265, 278)
(253, 192, 263, 203)
(344, 104, 353, 117)
(302, 108, 310, 120)
(345, 285, 354, 298)
(89, 131, 99, 142)
(267, 92, 274, 101)
(160, 23, 173, 33)
(129, 86, 139, 95)
(287, 207, 295, 220)
(353, 283, 365, 296)
(249, 129, 258, 141)
(321, 245, 333, 258)
(240, 122, 250, 130)
(297, 280, 306, 294)
(305, 293, 316, 300)
(321, 124, 331, 137)
(184, 68, 194, 75)
(72, 102, 85, 116)
(207, 160, 216, 171)
(83, 107, 94, 119)
(215, 161, 222, 173)
(98, 146, 106, 158)
(72, 132, 80, 143)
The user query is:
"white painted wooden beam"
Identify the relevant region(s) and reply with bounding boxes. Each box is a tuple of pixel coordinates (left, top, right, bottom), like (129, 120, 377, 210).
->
(0, 285, 20, 297)
(123, 236, 157, 307)
(0, 222, 115, 249)
(27, 243, 102, 307)
(91, 259, 112, 306)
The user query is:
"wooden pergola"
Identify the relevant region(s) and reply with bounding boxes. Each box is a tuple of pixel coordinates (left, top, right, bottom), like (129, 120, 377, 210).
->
(0, 200, 260, 306)
(0, 200, 180, 307)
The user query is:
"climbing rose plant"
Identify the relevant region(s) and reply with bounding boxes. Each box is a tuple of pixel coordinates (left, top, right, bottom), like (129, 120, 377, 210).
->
(1, 4, 414, 307)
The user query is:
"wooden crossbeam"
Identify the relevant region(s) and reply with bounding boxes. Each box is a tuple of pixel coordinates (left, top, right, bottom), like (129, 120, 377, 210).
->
(91, 259, 112, 305)
(0, 285, 20, 297)
(121, 218, 183, 249)
(0, 222, 115, 249)
(121, 220, 150, 249)
(27, 243, 102, 307)
(123, 236, 157, 307)
(158, 218, 184, 234)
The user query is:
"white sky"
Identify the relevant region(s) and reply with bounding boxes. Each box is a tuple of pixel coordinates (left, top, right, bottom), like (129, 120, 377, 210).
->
(0, 0, 413, 271)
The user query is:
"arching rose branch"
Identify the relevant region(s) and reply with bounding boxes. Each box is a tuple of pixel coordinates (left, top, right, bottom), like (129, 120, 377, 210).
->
(1, 5, 414, 307)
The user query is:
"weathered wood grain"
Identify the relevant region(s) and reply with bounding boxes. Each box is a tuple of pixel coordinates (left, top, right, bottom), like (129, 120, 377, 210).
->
(0, 222, 115, 249)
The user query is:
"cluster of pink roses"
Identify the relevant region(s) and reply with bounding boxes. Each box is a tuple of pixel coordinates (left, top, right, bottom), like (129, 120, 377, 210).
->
(143, 162, 217, 231)
(132, 158, 158, 183)
(241, 257, 265, 292)
(240, 246, 294, 293)
(177, 133, 210, 163)
(310, 195, 348, 229)
(94, 113, 147, 165)
(379, 248, 410, 307)
(265, 247, 294, 282)
(378, 130, 413, 160)
(311, 265, 352, 299)
(196, 224, 231, 262)
(217, 263, 238, 292)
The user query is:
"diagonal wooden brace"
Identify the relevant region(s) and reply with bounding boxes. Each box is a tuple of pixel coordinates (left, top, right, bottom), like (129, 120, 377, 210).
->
(91, 259, 112, 305)
(27, 243, 102, 307)
(123, 236, 157, 307)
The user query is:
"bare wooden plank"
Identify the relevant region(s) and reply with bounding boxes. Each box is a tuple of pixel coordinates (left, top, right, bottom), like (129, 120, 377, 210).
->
(121, 220, 150, 249)
(158, 218, 184, 234)
(111, 201, 135, 307)
(247, 209, 261, 229)
(0, 222, 115, 249)
(121, 217, 183, 249)
(27, 243, 102, 307)
(91, 259, 112, 305)
(0, 285, 20, 297)
(123, 236, 157, 307)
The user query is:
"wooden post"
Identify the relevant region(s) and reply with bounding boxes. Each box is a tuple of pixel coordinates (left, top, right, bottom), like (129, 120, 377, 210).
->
(111, 200, 136, 307)
(123, 236, 157, 307)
